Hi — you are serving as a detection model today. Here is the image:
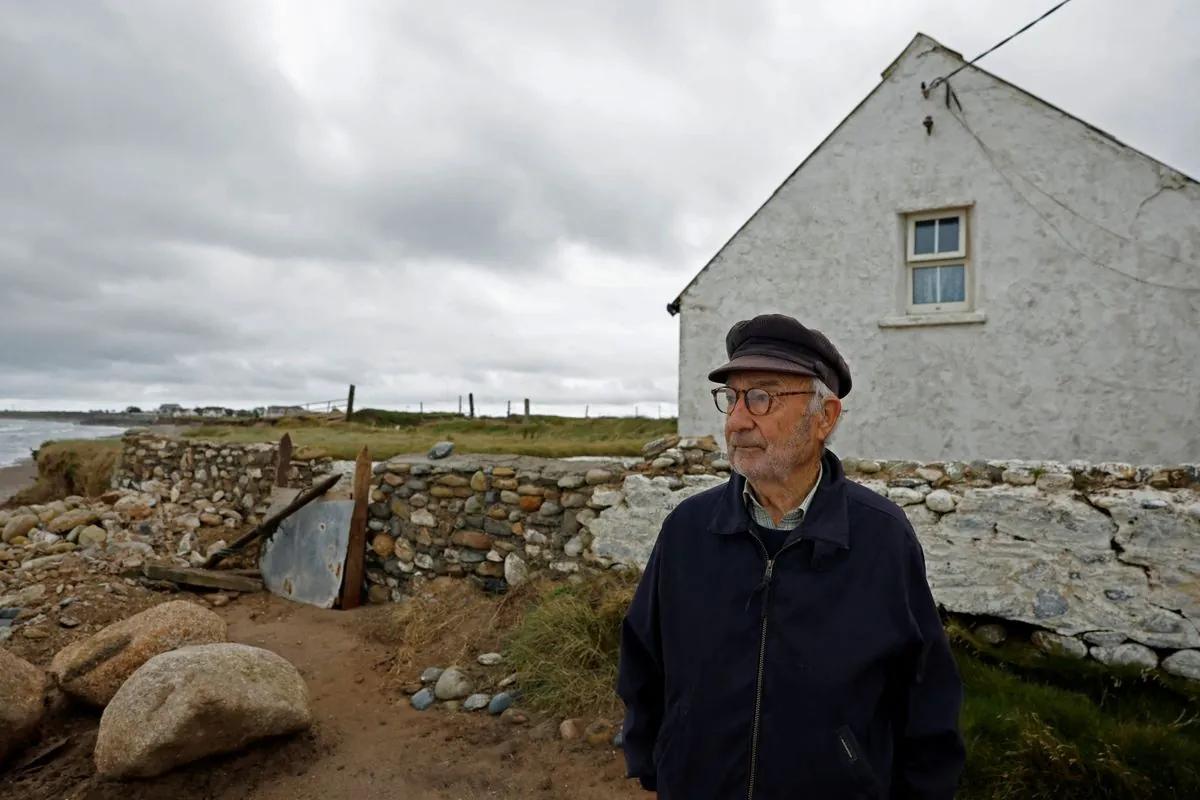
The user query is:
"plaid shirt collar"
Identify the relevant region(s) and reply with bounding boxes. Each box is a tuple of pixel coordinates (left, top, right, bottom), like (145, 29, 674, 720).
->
(742, 461, 823, 531)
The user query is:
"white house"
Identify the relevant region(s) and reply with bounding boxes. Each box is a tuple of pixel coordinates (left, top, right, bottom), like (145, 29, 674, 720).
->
(668, 33, 1200, 465)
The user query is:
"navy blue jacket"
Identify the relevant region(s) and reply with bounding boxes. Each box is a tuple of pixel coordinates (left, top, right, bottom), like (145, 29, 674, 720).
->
(617, 449, 965, 799)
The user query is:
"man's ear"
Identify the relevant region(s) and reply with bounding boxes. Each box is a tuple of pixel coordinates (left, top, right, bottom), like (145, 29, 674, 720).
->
(819, 396, 842, 440)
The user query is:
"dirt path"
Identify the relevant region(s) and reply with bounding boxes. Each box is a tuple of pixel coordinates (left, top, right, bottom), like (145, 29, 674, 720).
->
(2, 593, 644, 800)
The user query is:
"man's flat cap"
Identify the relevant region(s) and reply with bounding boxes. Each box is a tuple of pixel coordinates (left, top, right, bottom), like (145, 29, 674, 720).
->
(707, 313, 852, 398)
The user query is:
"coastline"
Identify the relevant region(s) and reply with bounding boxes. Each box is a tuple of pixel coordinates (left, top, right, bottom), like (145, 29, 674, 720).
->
(0, 458, 38, 504)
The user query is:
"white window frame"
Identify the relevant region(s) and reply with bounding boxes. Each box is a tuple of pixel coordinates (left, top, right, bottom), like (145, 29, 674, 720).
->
(905, 208, 971, 314)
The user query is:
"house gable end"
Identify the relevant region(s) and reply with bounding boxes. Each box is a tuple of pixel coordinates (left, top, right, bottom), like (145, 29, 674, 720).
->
(669, 33, 953, 312)
(669, 32, 1197, 314)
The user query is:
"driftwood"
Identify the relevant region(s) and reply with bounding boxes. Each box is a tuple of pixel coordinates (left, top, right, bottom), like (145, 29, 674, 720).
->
(141, 564, 265, 593)
(201, 473, 342, 569)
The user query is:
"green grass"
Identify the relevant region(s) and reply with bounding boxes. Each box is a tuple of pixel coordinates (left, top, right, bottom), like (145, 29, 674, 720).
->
(501, 576, 1200, 800)
(504, 572, 639, 716)
(957, 651, 1200, 798)
(181, 410, 677, 460)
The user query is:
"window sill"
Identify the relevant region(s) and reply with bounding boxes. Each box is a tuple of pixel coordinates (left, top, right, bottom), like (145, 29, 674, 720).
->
(877, 311, 987, 329)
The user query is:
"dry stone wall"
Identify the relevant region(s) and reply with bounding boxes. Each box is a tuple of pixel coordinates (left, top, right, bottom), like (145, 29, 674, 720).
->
(591, 451, 1200, 682)
(111, 430, 1200, 681)
(359, 435, 727, 602)
(111, 430, 331, 529)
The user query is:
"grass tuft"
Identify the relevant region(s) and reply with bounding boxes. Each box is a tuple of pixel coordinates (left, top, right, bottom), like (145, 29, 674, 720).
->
(503, 571, 640, 717)
(3, 439, 122, 507)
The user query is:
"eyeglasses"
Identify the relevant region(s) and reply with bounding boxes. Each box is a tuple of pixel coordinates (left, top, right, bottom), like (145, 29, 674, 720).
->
(711, 387, 814, 416)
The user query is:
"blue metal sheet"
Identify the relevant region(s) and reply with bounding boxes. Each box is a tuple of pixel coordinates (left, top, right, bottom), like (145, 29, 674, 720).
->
(259, 498, 353, 608)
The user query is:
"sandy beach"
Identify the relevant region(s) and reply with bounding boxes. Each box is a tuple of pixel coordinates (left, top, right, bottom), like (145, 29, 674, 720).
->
(0, 458, 38, 504)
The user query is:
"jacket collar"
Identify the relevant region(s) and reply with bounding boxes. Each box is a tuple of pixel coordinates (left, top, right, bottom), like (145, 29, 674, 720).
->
(707, 448, 851, 549)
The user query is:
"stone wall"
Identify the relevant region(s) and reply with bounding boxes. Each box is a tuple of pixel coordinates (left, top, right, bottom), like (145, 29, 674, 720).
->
(111, 430, 331, 529)
(358, 435, 727, 601)
(110, 429, 1200, 680)
(592, 451, 1200, 681)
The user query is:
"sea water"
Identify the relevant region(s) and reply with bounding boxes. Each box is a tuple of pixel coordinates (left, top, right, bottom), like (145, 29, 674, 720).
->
(0, 419, 127, 468)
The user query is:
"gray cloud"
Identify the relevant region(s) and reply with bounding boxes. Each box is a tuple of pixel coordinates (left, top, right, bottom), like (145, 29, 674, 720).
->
(0, 0, 1197, 414)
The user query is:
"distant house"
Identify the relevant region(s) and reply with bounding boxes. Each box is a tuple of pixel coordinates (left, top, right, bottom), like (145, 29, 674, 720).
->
(667, 33, 1200, 464)
(158, 403, 183, 417)
(265, 405, 305, 418)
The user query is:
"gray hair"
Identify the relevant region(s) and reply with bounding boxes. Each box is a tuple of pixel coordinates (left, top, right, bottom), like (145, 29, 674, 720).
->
(808, 378, 836, 414)
(808, 378, 841, 444)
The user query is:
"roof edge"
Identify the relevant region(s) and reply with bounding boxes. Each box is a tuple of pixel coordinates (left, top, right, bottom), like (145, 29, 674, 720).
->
(668, 32, 936, 312)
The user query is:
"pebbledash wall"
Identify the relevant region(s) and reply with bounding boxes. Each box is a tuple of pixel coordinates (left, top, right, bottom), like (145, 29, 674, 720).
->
(112, 431, 1200, 681)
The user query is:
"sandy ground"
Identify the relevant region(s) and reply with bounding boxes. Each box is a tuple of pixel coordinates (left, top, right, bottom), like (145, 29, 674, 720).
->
(0, 460, 38, 504)
(0, 592, 646, 800)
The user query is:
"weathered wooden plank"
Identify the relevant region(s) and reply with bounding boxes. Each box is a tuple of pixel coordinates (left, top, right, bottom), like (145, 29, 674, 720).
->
(275, 433, 292, 487)
(340, 446, 371, 609)
(141, 564, 264, 593)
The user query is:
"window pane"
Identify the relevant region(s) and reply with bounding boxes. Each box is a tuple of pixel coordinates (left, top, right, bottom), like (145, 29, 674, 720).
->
(937, 217, 960, 253)
(938, 264, 966, 302)
(913, 220, 936, 255)
(912, 265, 966, 305)
(913, 266, 939, 304)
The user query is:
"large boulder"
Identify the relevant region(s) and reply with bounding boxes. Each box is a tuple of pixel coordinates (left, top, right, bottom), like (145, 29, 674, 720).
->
(0, 648, 49, 764)
(94, 643, 313, 779)
(49, 599, 227, 706)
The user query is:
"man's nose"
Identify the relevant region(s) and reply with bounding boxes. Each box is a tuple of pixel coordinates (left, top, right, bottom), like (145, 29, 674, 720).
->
(725, 397, 755, 431)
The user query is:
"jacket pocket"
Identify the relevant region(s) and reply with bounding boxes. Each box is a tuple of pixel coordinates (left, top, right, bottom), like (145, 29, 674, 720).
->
(836, 724, 884, 798)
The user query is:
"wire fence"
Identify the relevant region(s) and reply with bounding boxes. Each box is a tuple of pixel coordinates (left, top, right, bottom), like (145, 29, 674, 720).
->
(358, 397, 679, 420)
(287, 388, 679, 421)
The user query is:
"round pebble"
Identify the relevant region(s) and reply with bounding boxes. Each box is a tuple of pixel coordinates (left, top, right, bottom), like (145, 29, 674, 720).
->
(434, 667, 472, 700)
(411, 688, 436, 711)
(488, 692, 514, 715)
(463, 693, 491, 711)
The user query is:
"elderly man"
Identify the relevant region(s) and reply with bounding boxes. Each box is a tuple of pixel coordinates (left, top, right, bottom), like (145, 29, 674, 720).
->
(617, 313, 965, 799)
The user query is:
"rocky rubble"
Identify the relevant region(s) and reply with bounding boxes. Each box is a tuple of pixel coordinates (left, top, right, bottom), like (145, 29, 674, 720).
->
(404, 652, 621, 748)
(0, 483, 260, 657)
(407, 653, 520, 717)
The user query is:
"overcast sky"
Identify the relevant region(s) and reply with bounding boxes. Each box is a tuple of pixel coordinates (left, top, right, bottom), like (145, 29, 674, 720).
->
(1, 0, 1196, 416)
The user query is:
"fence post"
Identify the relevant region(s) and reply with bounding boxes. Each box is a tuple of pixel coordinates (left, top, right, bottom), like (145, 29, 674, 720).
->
(468, 393, 475, 419)
(345, 384, 355, 422)
(506, 400, 511, 418)
(458, 395, 463, 415)
(523, 398, 530, 424)
(341, 445, 371, 610)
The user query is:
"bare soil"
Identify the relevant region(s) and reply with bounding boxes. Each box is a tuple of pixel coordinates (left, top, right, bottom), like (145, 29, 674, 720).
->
(1, 591, 645, 800)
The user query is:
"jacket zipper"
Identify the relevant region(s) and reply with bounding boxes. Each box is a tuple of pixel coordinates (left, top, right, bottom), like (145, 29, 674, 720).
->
(745, 532, 801, 800)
